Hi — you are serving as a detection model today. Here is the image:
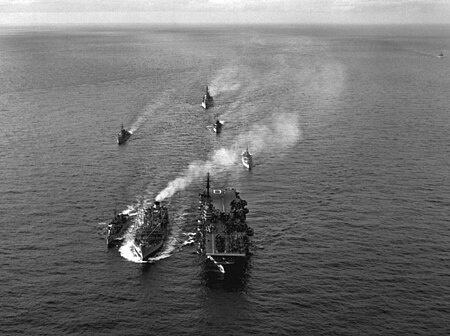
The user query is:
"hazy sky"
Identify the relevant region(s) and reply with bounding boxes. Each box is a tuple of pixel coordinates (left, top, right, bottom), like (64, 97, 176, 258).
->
(1, 0, 449, 25)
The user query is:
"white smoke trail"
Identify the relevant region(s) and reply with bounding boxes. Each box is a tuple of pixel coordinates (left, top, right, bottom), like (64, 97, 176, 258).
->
(129, 115, 145, 134)
(208, 66, 241, 97)
(129, 94, 170, 133)
(155, 112, 301, 202)
(155, 148, 237, 202)
(129, 105, 152, 134)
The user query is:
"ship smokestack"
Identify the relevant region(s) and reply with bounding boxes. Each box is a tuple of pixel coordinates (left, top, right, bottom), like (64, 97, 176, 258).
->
(153, 201, 161, 210)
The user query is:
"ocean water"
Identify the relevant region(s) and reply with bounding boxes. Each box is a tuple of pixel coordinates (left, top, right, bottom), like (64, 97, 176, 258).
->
(1, 24, 450, 335)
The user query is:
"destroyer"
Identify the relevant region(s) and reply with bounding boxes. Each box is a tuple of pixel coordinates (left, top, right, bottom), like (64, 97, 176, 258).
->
(213, 118, 222, 134)
(132, 201, 169, 261)
(117, 124, 132, 145)
(241, 147, 253, 170)
(106, 212, 133, 247)
(197, 173, 253, 274)
(201, 86, 214, 109)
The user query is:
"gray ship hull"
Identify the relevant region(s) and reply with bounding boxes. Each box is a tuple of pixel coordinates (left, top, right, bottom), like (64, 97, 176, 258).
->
(132, 240, 165, 261)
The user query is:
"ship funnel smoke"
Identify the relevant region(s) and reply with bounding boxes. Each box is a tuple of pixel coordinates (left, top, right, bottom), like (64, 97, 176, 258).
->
(155, 148, 238, 202)
(129, 91, 171, 133)
(240, 112, 301, 155)
(129, 116, 144, 134)
(155, 112, 301, 202)
(129, 105, 154, 133)
(208, 66, 240, 97)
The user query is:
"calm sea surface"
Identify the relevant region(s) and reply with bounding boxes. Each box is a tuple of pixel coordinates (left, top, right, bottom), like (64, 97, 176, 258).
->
(1, 24, 449, 335)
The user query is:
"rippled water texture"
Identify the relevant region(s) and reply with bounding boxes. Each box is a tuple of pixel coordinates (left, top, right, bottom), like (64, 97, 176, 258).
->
(1, 25, 449, 335)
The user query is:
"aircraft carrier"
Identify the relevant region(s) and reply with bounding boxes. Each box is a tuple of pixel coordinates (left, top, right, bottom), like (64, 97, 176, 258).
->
(197, 173, 253, 274)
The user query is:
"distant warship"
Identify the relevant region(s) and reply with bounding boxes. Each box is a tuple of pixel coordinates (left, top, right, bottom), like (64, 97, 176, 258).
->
(197, 173, 253, 274)
(213, 118, 222, 134)
(132, 202, 169, 261)
(117, 124, 132, 145)
(241, 147, 253, 170)
(201, 86, 214, 109)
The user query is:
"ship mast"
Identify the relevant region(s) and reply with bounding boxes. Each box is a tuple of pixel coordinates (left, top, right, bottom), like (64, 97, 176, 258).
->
(206, 172, 210, 197)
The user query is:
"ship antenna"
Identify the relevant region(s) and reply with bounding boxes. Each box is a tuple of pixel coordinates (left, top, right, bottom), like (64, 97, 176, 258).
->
(206, 172, 210, 197)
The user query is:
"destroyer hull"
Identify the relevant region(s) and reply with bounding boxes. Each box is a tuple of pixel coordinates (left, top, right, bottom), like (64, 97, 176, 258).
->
(202, 89, 213, 109)
(202, 100, 213, 109)
(106, 215, 132, 248)
(106, 236, 123, 248)
(213, 122, 222, 134)
(241, 157, 252, 170)
(241, 151, 253, 170)
(107, 227, 129, 247)
(117, 133, 131, 145)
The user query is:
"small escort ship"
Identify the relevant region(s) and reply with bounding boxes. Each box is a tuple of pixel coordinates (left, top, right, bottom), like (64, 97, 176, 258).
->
(213, 118, 222, 134)
(241, 147, 253, 170)
(201, 86, 214, 109)
(106, 212, 133, 247)
(117, 124, 132, 145)
(197, 173, 253, 274)
(132, 201, 169, 261)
